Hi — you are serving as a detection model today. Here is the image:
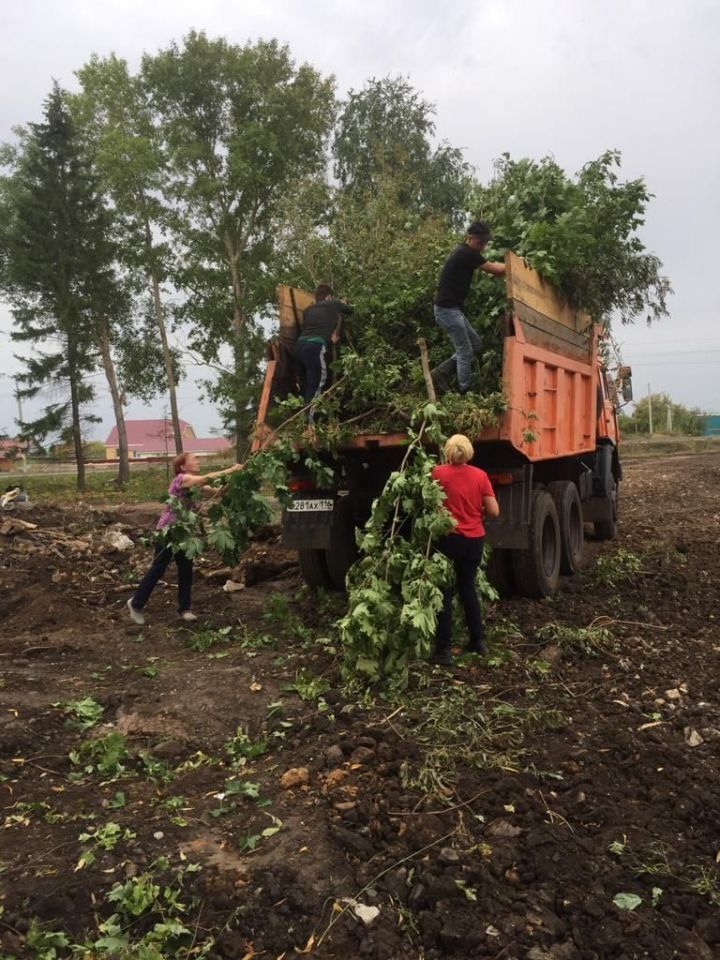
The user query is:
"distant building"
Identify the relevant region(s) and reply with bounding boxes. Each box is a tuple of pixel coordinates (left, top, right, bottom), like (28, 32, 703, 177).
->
(704, 414, 720, 437)
(104, 420, 232, 460)
(0, 438, 27, 472)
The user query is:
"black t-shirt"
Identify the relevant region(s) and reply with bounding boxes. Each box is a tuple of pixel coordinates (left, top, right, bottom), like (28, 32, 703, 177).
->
(435, 244, 486, 309)
(300, 299, 353, 343)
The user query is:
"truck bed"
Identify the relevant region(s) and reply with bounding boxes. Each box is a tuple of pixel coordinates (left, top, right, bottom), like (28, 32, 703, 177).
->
(257, 255, 603, 463)
(485, 253, 599, 461)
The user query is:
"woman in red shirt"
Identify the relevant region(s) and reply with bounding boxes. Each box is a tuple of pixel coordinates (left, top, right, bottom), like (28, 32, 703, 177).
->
(431, 434, 499, 665)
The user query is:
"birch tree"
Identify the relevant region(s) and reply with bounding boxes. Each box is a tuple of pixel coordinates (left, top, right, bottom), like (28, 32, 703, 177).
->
(142, 32, 336, 453)
(73, 54, 185, 455)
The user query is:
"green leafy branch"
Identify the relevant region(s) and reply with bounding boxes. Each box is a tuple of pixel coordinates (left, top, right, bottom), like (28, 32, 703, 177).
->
(338, 404, 456, 690)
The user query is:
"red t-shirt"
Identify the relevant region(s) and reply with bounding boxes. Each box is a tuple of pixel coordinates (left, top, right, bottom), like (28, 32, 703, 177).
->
(432, 463, 495, 537)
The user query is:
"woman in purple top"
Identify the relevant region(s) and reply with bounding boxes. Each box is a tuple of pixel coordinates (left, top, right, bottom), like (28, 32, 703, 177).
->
(127, 452, 242, 624)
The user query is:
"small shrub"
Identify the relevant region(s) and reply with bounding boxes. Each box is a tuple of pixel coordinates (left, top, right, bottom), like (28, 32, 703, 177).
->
(69, 732, 128, 780)
(593, 548, 642, 587)
(536, 622, 615, 658)
(183, 624, 232, 652)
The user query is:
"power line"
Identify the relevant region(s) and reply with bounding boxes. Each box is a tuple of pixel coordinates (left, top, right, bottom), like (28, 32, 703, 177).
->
(633, 360, 720, 367)
(621, 348, 720, 356)
(618, 336, 720, 345)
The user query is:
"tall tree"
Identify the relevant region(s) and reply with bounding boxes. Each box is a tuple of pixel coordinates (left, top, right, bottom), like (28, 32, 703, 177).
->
(87, 266, 135, 483)
(276, 172, 454, 360)
(72, 54, 185, 455)
(333, 76, 471, 220)
(142, 32, 336, 454)
(0, 85, 119, 491)
(472, 151, 672, 326)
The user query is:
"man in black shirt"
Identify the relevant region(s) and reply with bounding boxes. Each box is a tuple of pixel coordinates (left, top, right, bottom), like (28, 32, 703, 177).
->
(433, 220, 506, 394)
(296, 284, 353, 417)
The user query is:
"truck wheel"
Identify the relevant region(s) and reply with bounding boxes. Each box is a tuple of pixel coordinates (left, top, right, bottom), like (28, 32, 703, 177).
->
(512, 490, 561, 598)
(485, 548, 515, 598)
(326, 495, 359, 591)
(298, 549, 335, 590)
(548, 481, 584, 575)
(594, 481, 619, 541)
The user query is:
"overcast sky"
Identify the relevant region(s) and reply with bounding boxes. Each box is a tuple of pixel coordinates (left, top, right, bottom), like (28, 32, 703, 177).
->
(1, 0, 719, 438)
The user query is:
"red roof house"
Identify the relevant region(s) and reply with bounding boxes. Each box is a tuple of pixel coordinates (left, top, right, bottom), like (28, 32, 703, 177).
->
(104, 420, 232, 459)
(0, 438, 27, 472)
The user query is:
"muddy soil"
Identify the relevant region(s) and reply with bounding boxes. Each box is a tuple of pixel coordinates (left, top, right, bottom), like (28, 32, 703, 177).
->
(1, 453, 719, 960)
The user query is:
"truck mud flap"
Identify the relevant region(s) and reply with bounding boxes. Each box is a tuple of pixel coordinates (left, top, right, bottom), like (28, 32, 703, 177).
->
(282, 495, 336, 550)
(484, 465, 532, 550)
(582, 497, 614, 523)
(592, 444, 615, 497)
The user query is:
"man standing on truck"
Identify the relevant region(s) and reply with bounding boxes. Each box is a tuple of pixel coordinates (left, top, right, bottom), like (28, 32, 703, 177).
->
(433, 220, 506, 394)
(295, 284, 353, 418)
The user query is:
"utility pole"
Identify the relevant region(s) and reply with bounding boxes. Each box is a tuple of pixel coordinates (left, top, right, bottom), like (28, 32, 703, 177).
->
(647, 384, 653, 436)
(15, 385, 23, 426)
(667, 404, 673, 433)
(14, 381, 27, 473)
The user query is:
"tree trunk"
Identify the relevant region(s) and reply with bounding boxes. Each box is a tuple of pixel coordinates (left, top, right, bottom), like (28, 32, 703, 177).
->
(227, 248, 244, 461)
(145, 219, 182, 455)
(67, 344, 86, 493)
(233, 308, 244, 461)
(97, 319, 130, 484)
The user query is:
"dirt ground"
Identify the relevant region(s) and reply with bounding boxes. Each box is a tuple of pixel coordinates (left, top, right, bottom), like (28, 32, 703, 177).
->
(1, 452, 719, 960)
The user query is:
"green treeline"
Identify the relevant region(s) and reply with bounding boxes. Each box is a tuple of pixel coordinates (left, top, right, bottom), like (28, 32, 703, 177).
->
(619, 394, 707, 436)
(0, 31, 671, 489)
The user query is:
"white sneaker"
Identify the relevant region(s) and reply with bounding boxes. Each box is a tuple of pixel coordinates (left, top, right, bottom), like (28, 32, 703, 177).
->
(127, 598, 145, 625)
(180, 610, 198, 622)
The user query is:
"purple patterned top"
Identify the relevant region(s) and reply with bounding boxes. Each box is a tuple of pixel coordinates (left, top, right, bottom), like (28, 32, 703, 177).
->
(156, 473, 192, 529)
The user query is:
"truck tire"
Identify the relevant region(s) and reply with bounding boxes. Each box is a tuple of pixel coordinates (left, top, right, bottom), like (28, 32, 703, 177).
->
(298, 548, 335, 590)
(594, 480, 619, 541)
(548, 481, 584, 575)
(326, 495, 359, 591)
(511, 490, 561, 598)
(485, 548, 515, 598)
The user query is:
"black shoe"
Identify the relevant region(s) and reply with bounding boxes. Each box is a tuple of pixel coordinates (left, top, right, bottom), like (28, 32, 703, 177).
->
(431, 375, 450, 396)
(466, 641, 488, 656)
(430, 649, 453, 667)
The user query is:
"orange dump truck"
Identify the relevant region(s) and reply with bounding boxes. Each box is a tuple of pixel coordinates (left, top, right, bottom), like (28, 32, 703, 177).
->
(255, 252, 631, 597)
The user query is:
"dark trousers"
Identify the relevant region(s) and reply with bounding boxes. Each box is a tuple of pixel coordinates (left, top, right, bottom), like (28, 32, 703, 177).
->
(435, 533, 485, 651)
(294, 339, 327, 408)
(131, 542, 193, 613)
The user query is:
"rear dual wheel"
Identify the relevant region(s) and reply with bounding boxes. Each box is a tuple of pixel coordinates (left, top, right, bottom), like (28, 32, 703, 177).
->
(594, 480, 619, 541)
(512, 490, 561, 598)
(485, 548, 515, 598)
(548, 481, 584, 575)
(299, 496, 359, 592)
(298, 548, 334, 590)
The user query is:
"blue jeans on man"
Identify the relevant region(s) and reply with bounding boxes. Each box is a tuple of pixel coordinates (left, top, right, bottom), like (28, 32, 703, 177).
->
(433, 306, 482, 393)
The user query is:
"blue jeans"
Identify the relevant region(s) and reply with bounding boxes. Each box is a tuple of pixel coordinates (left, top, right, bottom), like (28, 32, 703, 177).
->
(131, 542, 193, 613)
(433, 306, 482, 392)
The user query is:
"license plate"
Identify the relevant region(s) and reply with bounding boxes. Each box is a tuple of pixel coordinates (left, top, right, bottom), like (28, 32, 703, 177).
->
(287, 498, 334, 513)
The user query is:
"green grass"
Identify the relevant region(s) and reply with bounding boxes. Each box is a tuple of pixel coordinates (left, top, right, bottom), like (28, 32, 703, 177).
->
(5, 461, 233, 505)
(621, 435, 720, 458)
